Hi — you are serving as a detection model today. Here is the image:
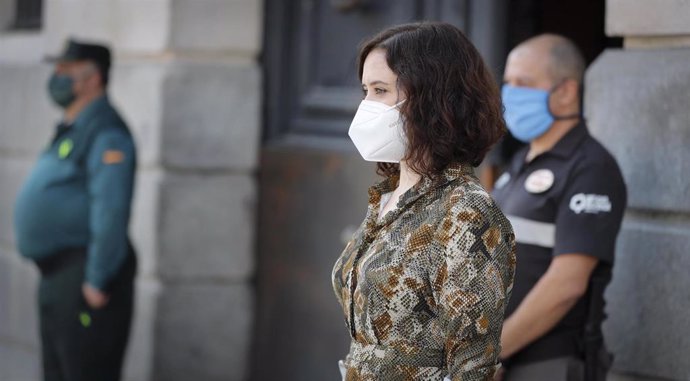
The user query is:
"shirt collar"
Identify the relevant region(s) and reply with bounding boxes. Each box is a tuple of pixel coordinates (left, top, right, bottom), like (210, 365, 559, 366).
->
(545, 120, 589, 159)
(70, 94, 109, 130)
(366, 163, 475, 226)
(510, 120, 590, 174)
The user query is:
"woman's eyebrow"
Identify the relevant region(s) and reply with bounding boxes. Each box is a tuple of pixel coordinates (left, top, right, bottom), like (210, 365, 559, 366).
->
(363, 80, 390, 86)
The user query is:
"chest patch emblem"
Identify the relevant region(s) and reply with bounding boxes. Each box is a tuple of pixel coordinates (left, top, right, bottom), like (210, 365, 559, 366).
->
(58, 139, 74, 159)
(569, 193, 612, 214)
(524, 169, 554, 194)
(494, 172, 511, 190)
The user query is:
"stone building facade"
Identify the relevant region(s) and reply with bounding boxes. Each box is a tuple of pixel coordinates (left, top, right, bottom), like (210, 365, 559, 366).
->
(0, 1, 688, 381)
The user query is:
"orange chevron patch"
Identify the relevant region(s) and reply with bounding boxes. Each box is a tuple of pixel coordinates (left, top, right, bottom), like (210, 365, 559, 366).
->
(102, 150, 125, 164)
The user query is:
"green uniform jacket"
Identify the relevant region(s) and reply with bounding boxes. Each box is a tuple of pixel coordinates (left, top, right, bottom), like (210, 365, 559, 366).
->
(14, 95, 136, 291)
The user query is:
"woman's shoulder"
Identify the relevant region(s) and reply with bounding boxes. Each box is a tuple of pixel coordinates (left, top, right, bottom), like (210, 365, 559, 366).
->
(434, 175, 513, 240)
(433, 175, 516, 275)
(441, 175, 499, 214)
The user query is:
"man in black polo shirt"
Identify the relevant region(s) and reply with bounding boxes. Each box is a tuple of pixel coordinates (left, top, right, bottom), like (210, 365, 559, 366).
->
(492, 34, 627, 381)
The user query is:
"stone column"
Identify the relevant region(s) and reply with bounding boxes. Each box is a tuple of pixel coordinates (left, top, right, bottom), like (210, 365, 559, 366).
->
(585, 1, 690, 381)
(0, 1, 263, 380)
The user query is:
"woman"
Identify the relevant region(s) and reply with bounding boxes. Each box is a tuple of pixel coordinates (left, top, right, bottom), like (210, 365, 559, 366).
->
(331, 22, 516, 381)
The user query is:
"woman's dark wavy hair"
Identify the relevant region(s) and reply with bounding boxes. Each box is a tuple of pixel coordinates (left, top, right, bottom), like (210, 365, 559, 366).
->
(357, 22, 506, 178)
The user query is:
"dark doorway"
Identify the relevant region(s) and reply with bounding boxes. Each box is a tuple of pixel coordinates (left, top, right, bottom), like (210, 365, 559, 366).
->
(507, 0, 622, 66)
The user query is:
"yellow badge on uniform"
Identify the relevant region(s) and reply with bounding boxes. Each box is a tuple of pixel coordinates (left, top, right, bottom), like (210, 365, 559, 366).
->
(58, 139, 74, 159)
(102, 150, 125, 164)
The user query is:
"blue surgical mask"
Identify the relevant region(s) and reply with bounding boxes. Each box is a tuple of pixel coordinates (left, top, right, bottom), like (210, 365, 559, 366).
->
(47, 73, 76, 108)
(501, 84, 579, 143)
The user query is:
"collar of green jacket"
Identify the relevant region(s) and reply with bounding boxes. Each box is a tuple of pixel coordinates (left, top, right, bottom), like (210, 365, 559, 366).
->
(69, 95, 110, 129)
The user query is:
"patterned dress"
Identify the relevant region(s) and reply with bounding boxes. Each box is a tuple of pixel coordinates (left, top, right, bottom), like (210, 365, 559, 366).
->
(332, 163, 516, 381)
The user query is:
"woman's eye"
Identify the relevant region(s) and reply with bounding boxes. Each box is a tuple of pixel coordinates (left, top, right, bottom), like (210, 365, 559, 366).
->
(374, 88, 386, 95)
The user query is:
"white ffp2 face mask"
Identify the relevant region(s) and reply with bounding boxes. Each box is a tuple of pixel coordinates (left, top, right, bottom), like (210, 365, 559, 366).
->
(348, 99, 406, 163)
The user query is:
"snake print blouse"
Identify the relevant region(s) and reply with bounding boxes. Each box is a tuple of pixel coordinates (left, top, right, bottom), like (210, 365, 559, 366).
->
(332, 164, 516, 381)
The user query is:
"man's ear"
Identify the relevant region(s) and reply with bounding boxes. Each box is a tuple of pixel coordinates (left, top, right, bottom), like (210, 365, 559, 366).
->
(557, 79, 580, 106)
(89, 68, 105, 90)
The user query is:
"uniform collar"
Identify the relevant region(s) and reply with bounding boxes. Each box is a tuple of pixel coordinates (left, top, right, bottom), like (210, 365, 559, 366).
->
(547, 120, 589, 159)
(511, 120, 589, 173)
(69, 95, 110, 130)
(366, 163, 475, 227)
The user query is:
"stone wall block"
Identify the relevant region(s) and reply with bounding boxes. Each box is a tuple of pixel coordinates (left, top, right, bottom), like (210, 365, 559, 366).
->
(170, 0, 262, 54)
(585, 49, 690, 213)
(0, 64, 59, 156)
(123, 278, 162, 381)
(128, 168, 162, 278)
(0, 251, 40, 381)
(157, 172, 256, 281)
(153, 283, 253, 381)
(160, 62, 261, 171)
(45, 0, 263, 56)
(44, 0, 115, 51)
(44, 0, 171, 55)
(114, 0, 171, 54)
(5, 251, 40, 347)
(0, 158, 36, 251)
(607, 0, 690, 37)
(0, 338, 40, 381)
(110, 62, 168, 167)
(0, 253, 10, 339)
(603, 221, 690, 380)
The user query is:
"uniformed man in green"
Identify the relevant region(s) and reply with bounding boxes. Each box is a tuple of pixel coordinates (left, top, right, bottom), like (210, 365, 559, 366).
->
(14, 39, 137, 381)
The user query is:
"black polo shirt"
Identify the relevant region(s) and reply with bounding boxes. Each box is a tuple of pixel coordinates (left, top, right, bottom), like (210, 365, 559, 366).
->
(492, 121, 627, 365)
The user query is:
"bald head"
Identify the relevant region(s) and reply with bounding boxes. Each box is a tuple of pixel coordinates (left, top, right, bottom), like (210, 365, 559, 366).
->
(511, 34, 585, 86)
